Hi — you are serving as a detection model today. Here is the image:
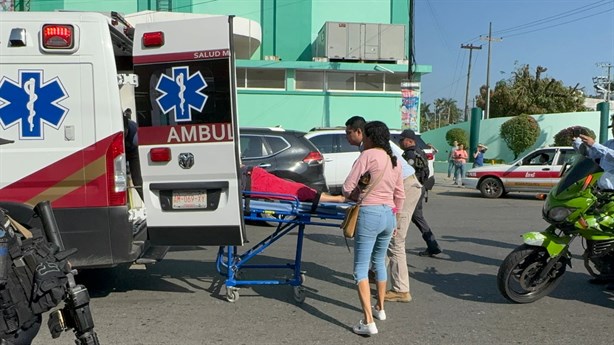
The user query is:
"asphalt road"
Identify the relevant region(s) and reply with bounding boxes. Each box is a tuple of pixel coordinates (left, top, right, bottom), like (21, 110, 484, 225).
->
(34, 174, 614, 345)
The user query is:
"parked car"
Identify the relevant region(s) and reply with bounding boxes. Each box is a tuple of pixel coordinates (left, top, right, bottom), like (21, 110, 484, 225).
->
(462, 146, 575, 198)
(304, 127, 433, 194)
(239, 127, 328, 192)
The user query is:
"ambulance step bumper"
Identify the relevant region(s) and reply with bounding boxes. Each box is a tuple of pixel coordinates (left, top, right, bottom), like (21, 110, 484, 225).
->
(135, 245, 170, 264)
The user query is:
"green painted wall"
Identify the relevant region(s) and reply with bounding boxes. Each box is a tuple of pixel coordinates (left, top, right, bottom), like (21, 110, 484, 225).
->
(275, 0, 312, 61)
(31, 0, 63, 11)
(237, 91, 402, 131)
(421, 111, 609, 168)
(61, 0, 134, 12)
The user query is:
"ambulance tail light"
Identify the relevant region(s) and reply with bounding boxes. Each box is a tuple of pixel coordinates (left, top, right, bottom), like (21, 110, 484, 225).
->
(42, 24, 74, 49)
(303, 151, 324, 165)
(106, 133, 127, 206)
(150, 148, 171, 162)
(142, 32, 164, 48)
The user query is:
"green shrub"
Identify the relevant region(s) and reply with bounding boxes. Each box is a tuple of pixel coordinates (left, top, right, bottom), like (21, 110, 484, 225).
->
(445, 128, 468, 147)
(553, 125, 596, 146)
(500, 114, 540, 159)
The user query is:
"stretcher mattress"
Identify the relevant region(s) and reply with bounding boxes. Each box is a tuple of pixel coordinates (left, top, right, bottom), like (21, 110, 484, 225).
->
(245, 198, 350, 217)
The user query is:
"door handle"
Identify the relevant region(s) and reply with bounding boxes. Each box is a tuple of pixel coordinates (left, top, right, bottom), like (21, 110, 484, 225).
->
(258, 163, 272, 168)
(542, 168, 550, 171)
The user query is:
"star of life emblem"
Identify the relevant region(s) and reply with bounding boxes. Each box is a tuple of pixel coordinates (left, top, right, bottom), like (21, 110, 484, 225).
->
(0, 70, 69, 140)
(155, 66, 208, 122)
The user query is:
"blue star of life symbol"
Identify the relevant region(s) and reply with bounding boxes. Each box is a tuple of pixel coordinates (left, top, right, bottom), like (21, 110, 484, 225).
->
(155, 66, 208, 122)
(0, 70, 69, 140)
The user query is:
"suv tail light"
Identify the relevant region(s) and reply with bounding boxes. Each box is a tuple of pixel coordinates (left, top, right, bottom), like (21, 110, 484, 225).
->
(303, 151, 323, 165)
(106, 133, 127, 206)
(425, 152, 434, 160)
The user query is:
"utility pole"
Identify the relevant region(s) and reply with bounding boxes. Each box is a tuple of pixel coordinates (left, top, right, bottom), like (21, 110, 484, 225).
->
(481, 22, 501, 119)
(596, 62, 613, 101)
(461, 44, 482, 122)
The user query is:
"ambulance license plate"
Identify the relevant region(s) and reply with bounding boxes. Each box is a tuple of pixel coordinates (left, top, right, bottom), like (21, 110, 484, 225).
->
(171, 191, 207, 209)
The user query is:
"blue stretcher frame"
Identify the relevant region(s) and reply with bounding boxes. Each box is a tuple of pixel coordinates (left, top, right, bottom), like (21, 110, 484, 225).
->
(215, 191, 350, 303)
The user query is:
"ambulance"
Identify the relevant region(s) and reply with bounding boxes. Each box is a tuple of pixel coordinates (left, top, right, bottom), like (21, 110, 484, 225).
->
(0, 11, 260, 268)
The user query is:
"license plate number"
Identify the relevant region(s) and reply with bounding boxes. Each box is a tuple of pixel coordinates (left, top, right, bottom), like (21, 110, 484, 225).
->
(172, 191, 207, 209)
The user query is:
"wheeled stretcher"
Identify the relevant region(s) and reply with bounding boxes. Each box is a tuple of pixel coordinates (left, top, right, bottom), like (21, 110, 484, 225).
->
(216, 191, 350, 303)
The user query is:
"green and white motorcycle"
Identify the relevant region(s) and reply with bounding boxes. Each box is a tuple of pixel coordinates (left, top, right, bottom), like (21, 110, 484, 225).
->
(497, 154, 614, 303)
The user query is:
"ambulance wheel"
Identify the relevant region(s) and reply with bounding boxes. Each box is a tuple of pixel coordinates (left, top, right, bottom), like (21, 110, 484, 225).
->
(293, 286, 306, 303)
(226, 287, 240, 303)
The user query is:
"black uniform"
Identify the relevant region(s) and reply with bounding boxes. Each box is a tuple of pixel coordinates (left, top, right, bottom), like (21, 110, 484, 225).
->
(402, 146, 442, 256)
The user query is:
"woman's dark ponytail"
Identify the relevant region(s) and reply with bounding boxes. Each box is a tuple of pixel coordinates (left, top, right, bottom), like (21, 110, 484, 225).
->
(363, 121, 397, 168)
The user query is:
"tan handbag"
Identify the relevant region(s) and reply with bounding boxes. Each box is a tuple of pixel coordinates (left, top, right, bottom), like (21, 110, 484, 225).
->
(340, 159, 388, 238)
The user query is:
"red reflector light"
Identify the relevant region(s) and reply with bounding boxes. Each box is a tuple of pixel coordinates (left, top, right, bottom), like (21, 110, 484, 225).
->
(143, 32, 164, 47)
(150, 148, 171, 162)
(42, 24, 74, 49)
(425, 152, 434, 160)
(303, 151, 323, 164)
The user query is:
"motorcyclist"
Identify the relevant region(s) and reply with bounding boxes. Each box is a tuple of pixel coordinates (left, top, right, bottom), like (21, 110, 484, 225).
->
(572, 119, 614, 290)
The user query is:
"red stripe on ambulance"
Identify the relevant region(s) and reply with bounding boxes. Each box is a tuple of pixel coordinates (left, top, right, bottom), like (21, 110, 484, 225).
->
(139, 123, 233, 145)
(133, 49, 230, 64)
(0, 134, 117, 206)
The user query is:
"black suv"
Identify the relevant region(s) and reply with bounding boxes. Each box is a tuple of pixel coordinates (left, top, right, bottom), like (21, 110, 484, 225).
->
(239, 127, 328, 192)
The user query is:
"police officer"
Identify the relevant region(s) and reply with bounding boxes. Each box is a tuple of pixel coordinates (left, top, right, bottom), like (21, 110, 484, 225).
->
(398, 129, 442, 257)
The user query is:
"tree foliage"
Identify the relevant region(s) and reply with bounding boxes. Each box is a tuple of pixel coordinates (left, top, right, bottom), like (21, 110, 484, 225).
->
(445, 128, 468, 147)
(420, 102, 434, 132)
(500, 114, 541, 159)
(476, 63, 587, 118)
(434, 98, 463, 125)
(553, 126, 596, 146)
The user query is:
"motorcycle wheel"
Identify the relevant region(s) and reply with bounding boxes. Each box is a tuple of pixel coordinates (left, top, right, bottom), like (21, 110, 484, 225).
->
(497, 244, 566, 303)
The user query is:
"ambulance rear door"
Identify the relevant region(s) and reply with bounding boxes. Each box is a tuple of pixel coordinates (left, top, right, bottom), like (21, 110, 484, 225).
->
(133, 15, 244, 246)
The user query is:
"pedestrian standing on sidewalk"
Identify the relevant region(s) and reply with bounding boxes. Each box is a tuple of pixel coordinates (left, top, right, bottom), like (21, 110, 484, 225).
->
(453, 144, 468, 186)
(472, 144, 486, 168)
(399, 129, 443, 257)
(447, 140, 458, 181)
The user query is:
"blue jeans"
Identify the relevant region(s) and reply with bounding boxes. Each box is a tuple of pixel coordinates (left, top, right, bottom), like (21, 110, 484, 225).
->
(353, 205, 395, 283)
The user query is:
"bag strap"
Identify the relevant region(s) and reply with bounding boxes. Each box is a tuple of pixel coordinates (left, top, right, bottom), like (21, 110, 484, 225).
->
(7, 216, 32, 239)
(356, 157, 389, 205)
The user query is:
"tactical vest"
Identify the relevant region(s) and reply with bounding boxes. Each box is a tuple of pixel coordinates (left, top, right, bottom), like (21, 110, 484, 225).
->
(0, 210, 69, 340)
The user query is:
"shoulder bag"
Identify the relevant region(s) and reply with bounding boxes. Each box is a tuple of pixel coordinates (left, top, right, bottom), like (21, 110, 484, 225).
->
(340, 158, 389, 238)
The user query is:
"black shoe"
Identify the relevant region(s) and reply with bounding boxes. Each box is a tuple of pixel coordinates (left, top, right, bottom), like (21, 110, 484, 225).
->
(418, 248, 442, 257)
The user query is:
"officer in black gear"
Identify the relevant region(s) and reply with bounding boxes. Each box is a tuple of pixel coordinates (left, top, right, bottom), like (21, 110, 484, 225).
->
(398, 129, 442, 257)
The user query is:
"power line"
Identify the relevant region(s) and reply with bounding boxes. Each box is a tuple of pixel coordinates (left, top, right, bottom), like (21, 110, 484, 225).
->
(494, 0, 611, 35)
(502, 7, 614, 39)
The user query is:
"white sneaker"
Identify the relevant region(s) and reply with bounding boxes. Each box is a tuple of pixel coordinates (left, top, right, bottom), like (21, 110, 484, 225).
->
(372, 306, 386, 321)
(352, 320, 378, 336)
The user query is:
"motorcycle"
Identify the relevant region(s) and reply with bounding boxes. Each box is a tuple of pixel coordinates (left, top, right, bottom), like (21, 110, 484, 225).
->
(497, 154, 614, 303)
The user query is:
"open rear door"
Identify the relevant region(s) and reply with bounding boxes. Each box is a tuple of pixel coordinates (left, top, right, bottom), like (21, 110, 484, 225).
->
(133, 15, 245, 246)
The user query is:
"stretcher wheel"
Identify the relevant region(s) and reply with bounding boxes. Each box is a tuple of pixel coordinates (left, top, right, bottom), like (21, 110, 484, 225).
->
(293, 286, 306, 303)
(299, 273, 306, 284)
(226, 287, 240, 303)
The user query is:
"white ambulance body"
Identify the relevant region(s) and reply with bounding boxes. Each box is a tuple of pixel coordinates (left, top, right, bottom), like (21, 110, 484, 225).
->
(0, 11, 257, 268)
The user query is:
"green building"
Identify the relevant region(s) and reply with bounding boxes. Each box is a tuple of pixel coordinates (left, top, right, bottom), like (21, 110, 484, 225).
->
(8, 0, 432, 131)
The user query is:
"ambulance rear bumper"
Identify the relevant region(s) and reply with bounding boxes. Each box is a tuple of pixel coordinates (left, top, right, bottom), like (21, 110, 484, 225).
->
(54, 206, 143, 269)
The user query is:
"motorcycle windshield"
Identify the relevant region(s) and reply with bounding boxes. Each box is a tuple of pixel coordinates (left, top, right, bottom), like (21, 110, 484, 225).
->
(554, 154, 602, 196)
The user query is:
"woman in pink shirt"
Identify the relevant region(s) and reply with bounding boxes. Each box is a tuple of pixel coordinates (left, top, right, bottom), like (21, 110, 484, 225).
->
(453, 143, 468, 186)
(342, 121, 405, 336)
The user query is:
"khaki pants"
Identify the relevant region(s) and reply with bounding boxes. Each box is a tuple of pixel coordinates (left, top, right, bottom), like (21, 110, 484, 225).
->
(387, 174, 422, 293)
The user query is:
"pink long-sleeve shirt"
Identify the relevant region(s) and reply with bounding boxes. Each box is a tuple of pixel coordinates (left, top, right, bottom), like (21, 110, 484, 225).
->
(342, 148, 405, 211)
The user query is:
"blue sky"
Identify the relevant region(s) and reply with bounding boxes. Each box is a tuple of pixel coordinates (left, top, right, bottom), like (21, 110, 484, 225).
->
(414, 0, 614, 108)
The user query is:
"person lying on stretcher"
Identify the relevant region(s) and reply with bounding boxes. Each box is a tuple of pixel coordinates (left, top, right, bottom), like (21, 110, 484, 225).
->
(240, 165, 346, 204)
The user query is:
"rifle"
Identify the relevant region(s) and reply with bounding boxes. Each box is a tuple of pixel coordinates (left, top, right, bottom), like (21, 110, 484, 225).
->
(34, 201, 101, 345)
